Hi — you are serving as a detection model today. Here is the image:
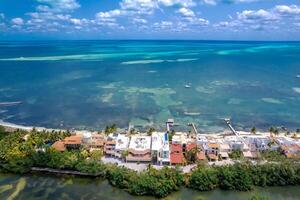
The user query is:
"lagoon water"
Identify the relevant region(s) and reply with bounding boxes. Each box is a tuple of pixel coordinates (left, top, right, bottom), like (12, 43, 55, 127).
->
(1, 173, 300, 200)
(0, 41, 300, 131)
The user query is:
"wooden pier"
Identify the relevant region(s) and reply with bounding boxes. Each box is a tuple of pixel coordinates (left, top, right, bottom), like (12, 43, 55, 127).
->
(224, 118, 240, 136)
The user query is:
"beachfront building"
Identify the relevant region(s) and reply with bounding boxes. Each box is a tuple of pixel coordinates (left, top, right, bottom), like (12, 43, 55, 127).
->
(170, 143, 184, 165)
(115, 134, 130, 158)
(170, 132, 186, 165)
(196, 134, 208, 147)
(52, 134, 83, 152)
(276, 136, 300, 158)
(126, 135, 152, 162)
(224, 136, 249, 152)
(223, 135, 259, 159)
(151, 132, 170, 165)
(62, 135, 82, 150)
(219, 143, 230, 160)
(244, 135, 271, 152)
(205, 141, 219, 161)
(196, 135, 208, 161)
(52, 140, 66, 152)
(81, 132, 105, 150)
(105, 133, 118, 156)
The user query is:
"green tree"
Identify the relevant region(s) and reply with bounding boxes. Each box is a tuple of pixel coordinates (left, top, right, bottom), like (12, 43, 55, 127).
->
(188, 167, 219, 191)
(251, 127, 257, 134)
(105, 124, 117, 135)
(121, 150, 129, 162)
(147, 127, 155, 136)
(229, 150, 242, 160)
(90, 149, 103, 161)
(186, 148, 197, 164)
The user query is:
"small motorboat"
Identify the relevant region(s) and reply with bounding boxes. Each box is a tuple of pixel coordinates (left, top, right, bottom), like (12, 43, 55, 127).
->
(185, 83, 192, 88)
(296, 75, 300, 78)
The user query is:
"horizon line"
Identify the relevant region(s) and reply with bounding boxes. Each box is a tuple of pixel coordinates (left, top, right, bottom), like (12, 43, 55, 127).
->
(1, 39, 300, 42)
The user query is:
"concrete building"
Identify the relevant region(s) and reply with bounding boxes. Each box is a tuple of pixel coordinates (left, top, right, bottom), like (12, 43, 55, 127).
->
(219, 143, 230, 159)
(151, 132, 170, 165)
(170, 143, 184, 165)
(81, 132, 105, 150)
(105, 133, 118, 156)
(115, 134, 130, 158)
(244, 135, 271, 152)
(126, 135, 152, 162)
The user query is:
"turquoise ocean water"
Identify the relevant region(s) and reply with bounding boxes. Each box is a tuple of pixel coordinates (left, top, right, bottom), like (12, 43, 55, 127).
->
(0, 40, 300, 132)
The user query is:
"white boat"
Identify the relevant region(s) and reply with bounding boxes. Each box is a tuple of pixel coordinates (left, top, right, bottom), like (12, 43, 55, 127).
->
(296, 75, 300, 78)
(185, 85, 191, 88)
(184, 112, 201, 116)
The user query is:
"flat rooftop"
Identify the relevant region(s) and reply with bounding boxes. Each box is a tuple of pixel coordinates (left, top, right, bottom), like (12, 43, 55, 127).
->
(115, 134, 130, 150)
(129, 135, 151, 151)
(151, 132, 168, 151)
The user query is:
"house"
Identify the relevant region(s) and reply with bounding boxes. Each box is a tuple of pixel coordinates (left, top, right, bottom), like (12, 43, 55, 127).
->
(81, 132, 105, 150)
(224, 136, 248, 151)
(151, 132, 170, 165)
(52, 141, 66, 152)
(219, 143, 230, 159)
(115, 134, 130, 158)
(170, 143, 184, 165)
(52, 134, 82, 151)
(105, 133, 118, 156)
(172, 132, 187, 145)
(282, 144, 300, 159)
(62, 135, 82, 150)
(205, 142, 219, 155)
(196, 135, 208, 147)
(245, 136, 271, 152)
(126, 135, 152, 162)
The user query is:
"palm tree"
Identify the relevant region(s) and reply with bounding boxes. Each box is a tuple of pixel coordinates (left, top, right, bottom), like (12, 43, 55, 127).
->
(129, 128, 136, 135)
(274, 129, 279, 136)
(251, 127, 257, 135)
(147, 127, 155, 136)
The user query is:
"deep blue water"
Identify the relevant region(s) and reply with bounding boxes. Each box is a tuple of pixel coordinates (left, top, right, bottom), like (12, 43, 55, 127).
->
(0, 40, 300, 132)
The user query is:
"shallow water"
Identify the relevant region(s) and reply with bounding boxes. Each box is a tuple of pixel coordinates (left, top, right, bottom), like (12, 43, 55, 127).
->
(0, 173, 299, 200)
(0, 40, 300, 131)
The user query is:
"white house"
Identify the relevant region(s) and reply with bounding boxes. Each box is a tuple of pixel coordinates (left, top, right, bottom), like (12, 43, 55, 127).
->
(151, 132, 170, 165)
(126, 135, 152, 162)
(115, 134, 130, 158)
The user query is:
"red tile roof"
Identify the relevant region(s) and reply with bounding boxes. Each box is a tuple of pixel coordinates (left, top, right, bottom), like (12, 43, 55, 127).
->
(171, 144, 182, 152)
(186, 143, 197, 151)
(52, 141, 66, 152)
(62, 135, 82, 145)
(170, 152, 183, 164)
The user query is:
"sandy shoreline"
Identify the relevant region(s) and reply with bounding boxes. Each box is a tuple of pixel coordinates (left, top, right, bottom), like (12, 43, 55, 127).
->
(0, 120, 64, 132)
(0, 119, 282, 137)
